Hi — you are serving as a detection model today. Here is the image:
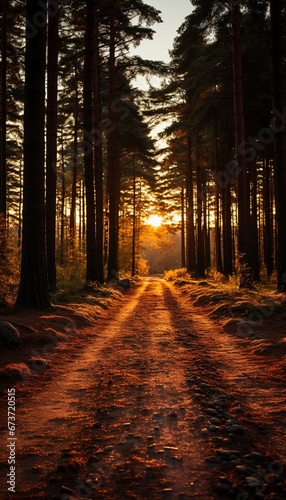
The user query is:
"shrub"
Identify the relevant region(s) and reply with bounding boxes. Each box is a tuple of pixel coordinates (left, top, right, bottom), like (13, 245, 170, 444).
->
(164, 268, 189, 282)
(0, 219, 21, 305)
(56, 251, 86, 297)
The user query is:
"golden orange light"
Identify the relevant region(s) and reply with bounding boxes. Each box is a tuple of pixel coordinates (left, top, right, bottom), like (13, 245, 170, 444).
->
(146, 214, 163, 227)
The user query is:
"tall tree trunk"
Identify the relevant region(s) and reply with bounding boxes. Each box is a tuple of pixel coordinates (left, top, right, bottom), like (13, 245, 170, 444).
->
(214, 117, 223, 272)
(203, 169, 210, 271)
(250, 159, 260, 280)
(196, 137, 205, 278)
(16, 0, 51, 309)
(46, 1, 59, 292)
(59, 136, 65, 266)
(70, 79, 79, 251)
(231, 0, 252, 287)
(222, 121, 233, 276)
(0, 0, 7, 259)
(84, 0, 97, 283)
(181, 185, 186, 268)
(0, 0, 7, 217)
(270, 0, 286, 292)
(186, 136, 196, 273)
(94, 9, 104, 283)
(263, 153, 273, 279)
(107, 13, 120, 280)
(131, 168, 136, 277)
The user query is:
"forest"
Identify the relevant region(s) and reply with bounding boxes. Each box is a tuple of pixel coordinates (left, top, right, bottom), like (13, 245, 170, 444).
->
(0, 0, 286, 309)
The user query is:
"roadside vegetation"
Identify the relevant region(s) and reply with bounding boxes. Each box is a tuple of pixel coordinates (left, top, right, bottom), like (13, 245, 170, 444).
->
(165, 268, 286, 361)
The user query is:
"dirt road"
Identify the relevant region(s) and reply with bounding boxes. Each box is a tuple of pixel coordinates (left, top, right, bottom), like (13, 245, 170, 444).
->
(0, 278, 285, 499)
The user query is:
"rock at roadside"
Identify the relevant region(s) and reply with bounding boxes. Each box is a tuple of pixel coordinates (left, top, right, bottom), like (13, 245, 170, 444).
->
(0, 321, 20, 348)
(118, 279, 130, 289)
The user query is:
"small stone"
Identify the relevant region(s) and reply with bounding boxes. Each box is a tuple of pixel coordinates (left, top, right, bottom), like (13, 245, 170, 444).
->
(218, 476, 231, 484)
(215, 482, 231, 493)
(256, 467, 267, 477)
(254, 494, 265, 500)
(216, 449, 241, 457)
(236, 465, 248, 474)
(245, 476, 262, 488)
(168, 411, 178, 418)
(210, 417, 221, 425)
(0, 321, 20, 347)
(153, 412, 161, 419)
(209, 424, 220, 432)
(207, 408, 218, 416)
(225, 419, 236, 426)
(233, 406, 244, 413)
(266, 474, 282, 483)
(250, 452, 263, 460)
(93, 422, 101, 429)
(226, 424, 244, 433)
(213, 399, 227, 408)
(207, 402, 216, 408)
(201, 429, 209, 436)
(222, 438, 232, 444)
(223, 412, 234, 419)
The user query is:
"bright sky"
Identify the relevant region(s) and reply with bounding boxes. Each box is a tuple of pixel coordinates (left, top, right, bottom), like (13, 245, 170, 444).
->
(133, 0, 194, 63)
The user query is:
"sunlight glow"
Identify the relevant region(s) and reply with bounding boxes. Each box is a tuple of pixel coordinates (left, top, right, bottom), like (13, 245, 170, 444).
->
(146, 214, 163, 228)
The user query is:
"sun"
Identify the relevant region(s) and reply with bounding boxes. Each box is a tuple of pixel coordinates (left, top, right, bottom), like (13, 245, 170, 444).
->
(146, 214, 163, 227)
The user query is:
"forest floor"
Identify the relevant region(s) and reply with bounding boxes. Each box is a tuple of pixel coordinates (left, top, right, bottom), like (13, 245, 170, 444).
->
(0, 277, 286, 499)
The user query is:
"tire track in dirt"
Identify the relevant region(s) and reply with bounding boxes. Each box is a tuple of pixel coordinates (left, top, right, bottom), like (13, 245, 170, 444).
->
(163, 283, 286, 463)
(0, 279, 216, 500)
(0, 278, 285, 499)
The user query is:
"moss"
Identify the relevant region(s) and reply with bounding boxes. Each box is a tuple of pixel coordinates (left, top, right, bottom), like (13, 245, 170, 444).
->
(230, 301, 252, 315)
(222, 318, 240, 333)
(209, 303, 230, 318)
(197, 281, 215, 288)
(193, 294, 213, 307)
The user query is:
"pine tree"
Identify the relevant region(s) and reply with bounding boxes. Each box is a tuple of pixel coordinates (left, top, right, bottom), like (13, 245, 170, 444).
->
(270, 0, 286, 292)
(16, 0, 51, 309)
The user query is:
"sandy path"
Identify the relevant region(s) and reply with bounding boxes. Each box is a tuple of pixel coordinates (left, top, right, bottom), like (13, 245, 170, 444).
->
(0, 278, 285, 500)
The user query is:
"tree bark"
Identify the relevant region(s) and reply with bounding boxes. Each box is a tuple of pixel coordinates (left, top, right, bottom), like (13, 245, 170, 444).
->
(131, 168, 136, 277)
(181, 186, 186, 268)
(185, 136, 196, 273)
(263, 154, 273, 279)
(222, 120, 233, 276)
(0, 0, 7, 223)
(270, 0, 286, 292)
(94, 8, 104, 283)
(250, 159, 260, 280)
(70, 79, 79, 251)
(214, 117, 223, 273)
(231, 0, 252, 286)
(16, 0, 51, 309)
(107, 13, 120, 280)
(46, 1, 59, 292)
(84, 0, 97, 283)
(196, 137, 205, 278)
